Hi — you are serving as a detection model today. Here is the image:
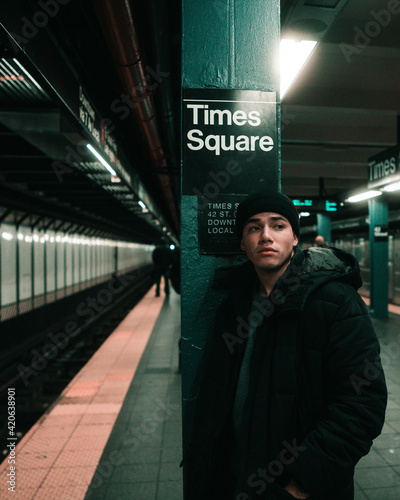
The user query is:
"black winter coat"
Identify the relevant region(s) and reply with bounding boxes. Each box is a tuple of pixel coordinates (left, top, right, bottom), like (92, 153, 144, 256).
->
(185, 246, 387, 500)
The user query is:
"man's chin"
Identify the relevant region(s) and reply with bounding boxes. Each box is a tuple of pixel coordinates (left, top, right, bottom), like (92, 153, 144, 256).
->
(254, 255, 293, 275)
(257, 264, 284, 274)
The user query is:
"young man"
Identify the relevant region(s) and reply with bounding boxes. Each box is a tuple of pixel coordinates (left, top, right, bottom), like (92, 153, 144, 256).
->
(186, 191, 387, 500)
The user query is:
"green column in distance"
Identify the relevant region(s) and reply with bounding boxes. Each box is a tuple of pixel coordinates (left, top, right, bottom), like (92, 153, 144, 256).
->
(368, 198, 389, 319)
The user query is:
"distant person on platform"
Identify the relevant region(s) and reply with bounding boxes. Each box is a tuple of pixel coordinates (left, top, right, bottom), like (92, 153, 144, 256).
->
(152, 238, 172, 297)
(185, 190, 387, 500)
(314, 235, 329, 248)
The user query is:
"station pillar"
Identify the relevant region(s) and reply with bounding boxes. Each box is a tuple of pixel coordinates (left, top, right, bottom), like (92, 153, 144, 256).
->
(181, 0, 280, 489)
(368, 198, 389, 319)
(316, 213, 332, 245)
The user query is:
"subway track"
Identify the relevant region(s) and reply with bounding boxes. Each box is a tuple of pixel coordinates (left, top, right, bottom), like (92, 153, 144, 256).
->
(0, 267, 154, 463)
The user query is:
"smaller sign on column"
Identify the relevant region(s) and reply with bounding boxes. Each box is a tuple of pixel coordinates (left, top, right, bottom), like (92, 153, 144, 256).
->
(374, 225, 388, 242)
(198, 195, 246, 254)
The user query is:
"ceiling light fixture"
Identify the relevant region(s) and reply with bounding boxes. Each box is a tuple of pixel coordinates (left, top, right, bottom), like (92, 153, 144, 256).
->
(86, 144, 117, 176)
(280, 39, 318, 99)
(382, 181, 400, 192)
(12, 58, 46, 93)
(347, 191, 382, 203)
(138, 200, 149, 213)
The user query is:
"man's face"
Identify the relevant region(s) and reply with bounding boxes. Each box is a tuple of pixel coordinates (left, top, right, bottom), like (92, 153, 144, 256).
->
(240, 212, 298, 275)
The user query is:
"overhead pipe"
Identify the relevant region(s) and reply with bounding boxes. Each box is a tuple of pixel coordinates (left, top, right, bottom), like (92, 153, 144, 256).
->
(92, 0, 180, 234)
(149, 0, 180, 201)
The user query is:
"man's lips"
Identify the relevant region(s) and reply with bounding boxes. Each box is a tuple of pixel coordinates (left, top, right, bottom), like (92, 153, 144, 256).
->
(257, 247, 277, 254)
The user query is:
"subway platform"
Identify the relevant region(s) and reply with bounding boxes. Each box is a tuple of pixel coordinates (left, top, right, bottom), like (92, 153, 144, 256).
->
(0, 286, 182, 500)
(1, 288, 400, 499)
(354, 304, 400, 500)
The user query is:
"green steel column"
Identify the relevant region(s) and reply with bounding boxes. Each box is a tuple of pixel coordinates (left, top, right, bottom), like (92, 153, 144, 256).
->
(316, 213, 332, 245)
(368, 198, 389, 319)
(181, 0, 280, 487)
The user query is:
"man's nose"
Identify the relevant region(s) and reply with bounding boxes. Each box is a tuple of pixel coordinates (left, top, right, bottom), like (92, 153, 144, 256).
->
(260, 226, 273, 241)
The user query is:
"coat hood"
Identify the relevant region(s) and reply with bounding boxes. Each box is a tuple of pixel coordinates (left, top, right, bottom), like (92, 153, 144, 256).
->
(212, 245, 363, 313)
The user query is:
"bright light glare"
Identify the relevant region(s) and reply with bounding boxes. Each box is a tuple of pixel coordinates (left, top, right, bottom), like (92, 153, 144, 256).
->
(1, 232, 13, 241)
(382, 181, 400, 192)
(13, 58, 44, 92)
(280, 39, 317, 99)
(86, 144, 117, 176)
(138, 201, 147, 209)
(170, 244, 175, 250)
(347, 191, 382, 203)
(300, 212, 311, 217)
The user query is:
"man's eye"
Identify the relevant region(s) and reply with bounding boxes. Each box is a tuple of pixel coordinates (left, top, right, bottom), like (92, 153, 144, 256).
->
(249, 226, 260, 231)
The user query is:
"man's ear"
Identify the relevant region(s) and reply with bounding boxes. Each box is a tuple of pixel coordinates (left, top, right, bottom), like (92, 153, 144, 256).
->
(240, 239, 246, 252)
(293, 233, 298, 247)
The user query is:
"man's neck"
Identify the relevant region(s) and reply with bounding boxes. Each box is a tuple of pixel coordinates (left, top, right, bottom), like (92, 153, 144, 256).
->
(255, 251, 296, 296)
(256, 270, 282, 296)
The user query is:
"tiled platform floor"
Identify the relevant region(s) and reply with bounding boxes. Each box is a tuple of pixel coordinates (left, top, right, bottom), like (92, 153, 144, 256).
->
(85, 289, 182, 500)
(354, 311, 400, 500)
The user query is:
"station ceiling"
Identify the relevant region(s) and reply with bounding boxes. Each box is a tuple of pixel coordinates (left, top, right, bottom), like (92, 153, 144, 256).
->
(281, 0, 400, 207)
(0, 0, 399, 242)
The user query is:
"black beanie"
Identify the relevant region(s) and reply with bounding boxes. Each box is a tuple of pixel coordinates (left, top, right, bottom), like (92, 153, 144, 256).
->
(236, 191, 300, 239)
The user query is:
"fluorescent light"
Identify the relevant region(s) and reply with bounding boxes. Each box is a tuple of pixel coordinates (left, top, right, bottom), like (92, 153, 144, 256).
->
(170, 244, 175, 250)
(138, 200, 149, 213)
(86, 144, 117, 176)
(300, 212, 311, 217)
(1, 232, 13, 240)
(347, 190, 382, 203)
(13, 58, 44, 92)
(280, 39, 317, 99)
(382, 181, 400, 192)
